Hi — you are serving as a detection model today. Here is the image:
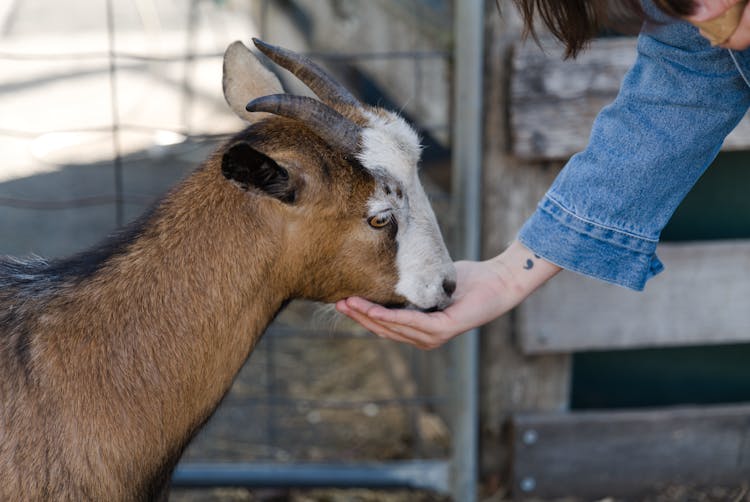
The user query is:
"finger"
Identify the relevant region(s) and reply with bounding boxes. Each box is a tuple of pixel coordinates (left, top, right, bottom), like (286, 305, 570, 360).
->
(343, 296, 392, 317)
(352, 311, 447, 350)
(357, 315, 437, 349)
(344, 297, 451, 333)
(337, 302, 425, 346)
(338, 301, 446, 349)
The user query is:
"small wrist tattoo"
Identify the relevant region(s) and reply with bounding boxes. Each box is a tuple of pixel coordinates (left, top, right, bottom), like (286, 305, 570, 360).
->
(523, 254, 541, 271)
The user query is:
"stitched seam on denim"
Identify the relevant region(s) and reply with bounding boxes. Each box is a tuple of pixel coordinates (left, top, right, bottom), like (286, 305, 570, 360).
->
(547, 259, 643, 291)
(728, 49, 750, 89)
(518, 233, 648, 291)
(544, 195, 659, 245)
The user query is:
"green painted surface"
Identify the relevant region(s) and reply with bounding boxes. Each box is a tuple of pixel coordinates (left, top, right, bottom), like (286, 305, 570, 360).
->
(572, 344, 750, 409)
(662, 151, 750, 241)
(572, 152, 750, 409)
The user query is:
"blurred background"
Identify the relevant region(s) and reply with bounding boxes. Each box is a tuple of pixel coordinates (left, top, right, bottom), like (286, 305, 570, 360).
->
(0, 1, 460, 501)
(3, 1, 750, 501)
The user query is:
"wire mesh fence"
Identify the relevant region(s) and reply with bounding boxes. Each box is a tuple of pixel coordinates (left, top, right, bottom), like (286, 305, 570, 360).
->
(0, 0, 461, 499)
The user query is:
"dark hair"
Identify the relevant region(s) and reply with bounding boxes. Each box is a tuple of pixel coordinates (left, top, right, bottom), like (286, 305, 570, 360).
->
(512, 0, 696, 59)
(651, 0, 696, 17)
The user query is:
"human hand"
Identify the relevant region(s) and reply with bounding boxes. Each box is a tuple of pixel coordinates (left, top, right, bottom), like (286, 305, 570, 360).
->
(335, 241, 561, 350)
(686, 0, 750, 49)
(336, 260, 515, 350)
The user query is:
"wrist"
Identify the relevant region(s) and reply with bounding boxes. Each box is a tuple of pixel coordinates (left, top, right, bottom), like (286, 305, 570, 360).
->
(487, 240, 561, 303)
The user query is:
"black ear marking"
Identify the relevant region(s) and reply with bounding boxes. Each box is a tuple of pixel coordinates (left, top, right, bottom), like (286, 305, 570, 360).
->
(221, 141, 296, 203)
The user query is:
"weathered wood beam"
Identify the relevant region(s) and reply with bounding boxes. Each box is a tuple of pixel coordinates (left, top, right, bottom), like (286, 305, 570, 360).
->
(511, 37, 750, 160)
(480, 2, 571, 481)
(511, 404, 750, 499)
(519, 240, 750, 354)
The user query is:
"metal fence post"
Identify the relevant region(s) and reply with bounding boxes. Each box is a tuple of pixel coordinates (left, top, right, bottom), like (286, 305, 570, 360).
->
(450, 1, 484, 501)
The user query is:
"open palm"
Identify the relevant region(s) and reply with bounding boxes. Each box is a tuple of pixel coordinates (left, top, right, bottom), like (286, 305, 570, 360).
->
(336, 260, 522, 350)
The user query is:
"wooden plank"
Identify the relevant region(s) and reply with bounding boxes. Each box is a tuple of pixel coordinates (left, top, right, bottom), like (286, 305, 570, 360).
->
(511, 404, 750, 499)
(511, 37, 750, 160)
(518, 240, 750, 354)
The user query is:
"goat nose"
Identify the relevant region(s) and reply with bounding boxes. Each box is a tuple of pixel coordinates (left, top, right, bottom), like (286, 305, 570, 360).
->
(442, 278, 456, 298)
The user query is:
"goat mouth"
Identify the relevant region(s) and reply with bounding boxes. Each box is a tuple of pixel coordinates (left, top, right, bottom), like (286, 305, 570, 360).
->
(380, 301, 449, 313)
(401, 302, 448, 313)
(418, 297, 454, 313)
(420, 306, 442, 313)
(383, 301, 409, 310)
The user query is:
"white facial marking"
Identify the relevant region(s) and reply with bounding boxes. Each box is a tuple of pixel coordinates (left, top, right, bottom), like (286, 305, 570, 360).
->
(357, 110, 456, 310)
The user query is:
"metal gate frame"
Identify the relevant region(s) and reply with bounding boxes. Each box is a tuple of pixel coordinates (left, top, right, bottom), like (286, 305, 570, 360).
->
(172, 1, 484, 500)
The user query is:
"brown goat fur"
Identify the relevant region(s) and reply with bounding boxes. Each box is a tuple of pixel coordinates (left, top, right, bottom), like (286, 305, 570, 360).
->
(0, 117, 406, 501)
(0, 38, 457, 501)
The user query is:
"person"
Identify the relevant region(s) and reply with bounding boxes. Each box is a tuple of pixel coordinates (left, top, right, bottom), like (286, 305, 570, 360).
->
(336, 0, 750, 349)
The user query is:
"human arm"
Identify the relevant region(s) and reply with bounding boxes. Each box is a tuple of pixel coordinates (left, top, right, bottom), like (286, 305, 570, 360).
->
(335, 240, 560, 350)
(518, 13, 750, 290)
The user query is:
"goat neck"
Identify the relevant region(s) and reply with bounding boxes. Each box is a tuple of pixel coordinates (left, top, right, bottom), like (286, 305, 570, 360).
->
(9, 161, 290, 500)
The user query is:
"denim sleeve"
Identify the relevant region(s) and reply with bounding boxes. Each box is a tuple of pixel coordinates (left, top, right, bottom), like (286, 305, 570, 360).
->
(518, 19, 750, 291)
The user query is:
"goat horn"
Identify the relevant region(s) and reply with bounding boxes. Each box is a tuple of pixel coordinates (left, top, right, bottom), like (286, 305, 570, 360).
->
(252, 38, 361, 110)
(246, 94, 362, 153)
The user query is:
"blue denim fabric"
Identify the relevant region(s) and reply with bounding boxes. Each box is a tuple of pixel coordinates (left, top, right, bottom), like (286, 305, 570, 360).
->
(518, 2, 750, 290)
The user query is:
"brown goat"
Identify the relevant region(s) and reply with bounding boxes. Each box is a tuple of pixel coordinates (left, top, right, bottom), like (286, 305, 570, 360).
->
(0, 39, 455, 501)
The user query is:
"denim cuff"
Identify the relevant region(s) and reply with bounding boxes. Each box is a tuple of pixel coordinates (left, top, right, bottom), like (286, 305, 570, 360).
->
(518, 197, 664, 291)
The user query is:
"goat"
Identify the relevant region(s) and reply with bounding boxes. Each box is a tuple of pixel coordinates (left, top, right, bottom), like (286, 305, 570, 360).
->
(0, 39, 456, 501)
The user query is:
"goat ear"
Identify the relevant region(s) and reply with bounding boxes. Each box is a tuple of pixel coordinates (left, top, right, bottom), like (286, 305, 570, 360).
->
(221, 142, 296, 203)
(223, 41, 284, 123)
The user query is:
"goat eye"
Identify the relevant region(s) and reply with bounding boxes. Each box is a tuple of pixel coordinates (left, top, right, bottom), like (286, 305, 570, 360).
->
(368, 214, 391, 229)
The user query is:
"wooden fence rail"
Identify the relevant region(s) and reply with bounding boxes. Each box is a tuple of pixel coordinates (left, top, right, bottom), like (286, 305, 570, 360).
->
(519, 240, 750, 354)
(511, 37, 750, 160)
(512, 404, 750, 498)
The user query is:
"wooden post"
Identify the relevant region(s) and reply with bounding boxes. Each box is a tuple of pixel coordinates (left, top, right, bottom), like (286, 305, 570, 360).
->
(479, 0, 571, 484)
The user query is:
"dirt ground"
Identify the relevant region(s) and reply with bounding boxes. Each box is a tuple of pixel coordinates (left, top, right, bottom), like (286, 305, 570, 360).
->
(170, 487, 450, 501)
(170, 484, 750, 502)
(484, 484, 750, 502)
